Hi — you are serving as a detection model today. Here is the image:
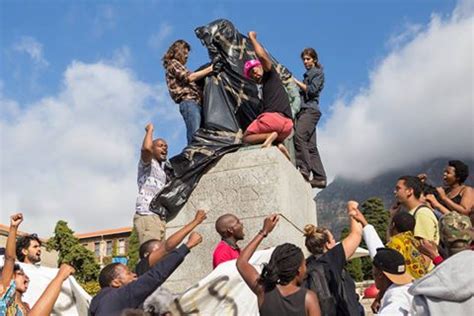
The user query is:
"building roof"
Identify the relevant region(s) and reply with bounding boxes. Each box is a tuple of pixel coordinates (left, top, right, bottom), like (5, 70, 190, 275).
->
(75, 227, 132, 239)
(0, 223, 49, 242)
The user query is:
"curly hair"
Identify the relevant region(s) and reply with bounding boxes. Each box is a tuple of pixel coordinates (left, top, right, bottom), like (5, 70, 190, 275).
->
(448, 160, 469, 184)
(162, 39, 190, 68)
(303, 224, 331, 255)
(16, 234, 42, 262)
(258, 243, 304, 291)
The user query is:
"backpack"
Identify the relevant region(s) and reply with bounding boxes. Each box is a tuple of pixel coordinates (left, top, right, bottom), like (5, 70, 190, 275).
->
(305, 261, 338, 316)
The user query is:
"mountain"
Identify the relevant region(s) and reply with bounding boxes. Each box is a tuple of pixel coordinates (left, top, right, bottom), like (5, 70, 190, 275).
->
(315, 158, 474, 239)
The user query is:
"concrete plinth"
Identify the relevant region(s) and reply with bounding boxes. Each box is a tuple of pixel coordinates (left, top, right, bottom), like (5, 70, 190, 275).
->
(164, 146, 317, 292)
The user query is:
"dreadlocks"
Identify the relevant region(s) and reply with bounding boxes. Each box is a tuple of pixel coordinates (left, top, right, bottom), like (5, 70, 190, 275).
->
(259, 243, 304, 291)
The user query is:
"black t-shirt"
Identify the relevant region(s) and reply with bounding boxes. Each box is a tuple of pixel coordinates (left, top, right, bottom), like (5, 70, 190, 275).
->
(261, 67, 292, 119)
(135, 258, 150, 276)
(310, 243, 361, 316)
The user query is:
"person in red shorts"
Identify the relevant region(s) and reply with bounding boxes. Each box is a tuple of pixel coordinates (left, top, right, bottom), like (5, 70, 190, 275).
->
(243, 31, 293, 159)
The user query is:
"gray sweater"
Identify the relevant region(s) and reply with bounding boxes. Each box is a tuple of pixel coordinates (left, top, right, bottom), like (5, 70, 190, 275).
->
(409, 250, 474, 315)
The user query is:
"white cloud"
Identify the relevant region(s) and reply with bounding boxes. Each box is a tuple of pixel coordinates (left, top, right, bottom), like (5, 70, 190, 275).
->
(148, 22, 173, 51)
(320, 2, 474, 181)
(0, 62, 185, 236)
(13, 36, 49, 68)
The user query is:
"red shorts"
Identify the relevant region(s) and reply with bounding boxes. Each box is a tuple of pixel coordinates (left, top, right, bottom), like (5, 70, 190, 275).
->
(245, 112, 294, 142)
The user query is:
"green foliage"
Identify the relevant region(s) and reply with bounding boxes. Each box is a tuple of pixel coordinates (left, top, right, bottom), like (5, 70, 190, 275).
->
(341, 227, 364, 281)
(127, 227, 140, 270)
(80, 280, 100, 296)
(47, 220, 100, 283)
(359, 197, 390, 280)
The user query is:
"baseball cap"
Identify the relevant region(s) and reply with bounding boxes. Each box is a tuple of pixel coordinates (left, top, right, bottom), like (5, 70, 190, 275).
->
(440, 212, 472, 244)
(244, 59, 261, 79)
(373, 248, 413, 285)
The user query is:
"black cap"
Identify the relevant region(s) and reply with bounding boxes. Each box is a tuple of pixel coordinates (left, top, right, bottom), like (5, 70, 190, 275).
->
(373, 247, 413, 285)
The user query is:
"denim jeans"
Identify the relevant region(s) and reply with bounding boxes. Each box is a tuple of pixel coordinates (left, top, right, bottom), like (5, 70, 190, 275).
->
(179, 100, 202, 144)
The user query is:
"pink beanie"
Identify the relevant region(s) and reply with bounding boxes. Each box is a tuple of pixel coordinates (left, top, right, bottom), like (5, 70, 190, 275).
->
(244, 59, 262, 78)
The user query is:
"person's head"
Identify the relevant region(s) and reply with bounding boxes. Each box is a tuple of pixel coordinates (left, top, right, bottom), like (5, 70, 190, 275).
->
(389, 211, 416, 236)
(394, 176, 423, 205)
(421, 182, 442, 207)
(139, 239, 163, 260)
(244, 59, 264, 83)
(16, 234, 42, 264)
(444, 160, 469, 186)
(372, 248, 412, 291)
(162, 39, 191, 67)
(152, 138, 168, 162)
(300, 47, 320, 70)
(98, 263, 137, 288)
(439, 212, 472, 257)
(303, 224, 336, 255)
(215, 214, 245, 241)
(259, 243, 305, 291)
(0, 264, 30, 294)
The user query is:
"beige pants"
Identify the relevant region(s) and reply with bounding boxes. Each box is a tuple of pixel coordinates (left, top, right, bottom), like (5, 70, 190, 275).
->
(133, 213, 166, 245)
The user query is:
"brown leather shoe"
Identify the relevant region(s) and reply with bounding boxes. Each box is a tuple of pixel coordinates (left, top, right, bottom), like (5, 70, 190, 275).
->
(310, 179, 327, 189)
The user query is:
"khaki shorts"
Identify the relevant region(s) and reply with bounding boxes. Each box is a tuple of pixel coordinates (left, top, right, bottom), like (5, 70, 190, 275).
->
(133, 213, 166, 245)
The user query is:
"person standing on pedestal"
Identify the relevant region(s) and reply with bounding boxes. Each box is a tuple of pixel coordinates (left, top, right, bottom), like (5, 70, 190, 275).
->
(134, 123, 169, 245)
(163, 40, 213, 145)
(293, 48, 326, 188)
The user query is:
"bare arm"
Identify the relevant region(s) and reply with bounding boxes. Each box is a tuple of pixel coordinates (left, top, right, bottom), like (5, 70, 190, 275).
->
(188, 65, 213, 82)
(247, 31, 272, 72)
(148, 210, 207, 266)
(305, 290, 321, 316)
(437, 187, 473, 215)
(141, 123, 154, 164)
(1, 213, 23, 292)
(293, 78, 308, 92)
(236, 214, 279, 300)
(29, 264, 75, 316)
(342, 201, 364, 259)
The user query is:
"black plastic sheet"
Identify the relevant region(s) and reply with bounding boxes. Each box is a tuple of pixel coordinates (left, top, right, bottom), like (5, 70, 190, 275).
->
(150, 19, 300, 221)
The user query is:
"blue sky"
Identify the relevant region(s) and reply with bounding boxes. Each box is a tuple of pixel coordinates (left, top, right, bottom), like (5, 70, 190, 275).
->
(2, 0, 457, 122)
(1, 0, 472, 235)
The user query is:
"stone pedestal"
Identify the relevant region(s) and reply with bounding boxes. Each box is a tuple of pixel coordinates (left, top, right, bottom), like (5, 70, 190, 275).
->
(164, 146, 317, 292)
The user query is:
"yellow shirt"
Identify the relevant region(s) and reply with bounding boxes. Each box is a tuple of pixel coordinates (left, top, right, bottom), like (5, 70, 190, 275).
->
(409, 205, 439, 244)
(387, 231, 430, 279)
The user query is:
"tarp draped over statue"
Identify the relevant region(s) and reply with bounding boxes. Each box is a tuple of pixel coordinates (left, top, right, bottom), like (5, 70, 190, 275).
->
(150, 19, 301, 221)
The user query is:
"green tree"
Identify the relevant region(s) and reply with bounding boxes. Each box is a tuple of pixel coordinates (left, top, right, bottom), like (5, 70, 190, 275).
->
(341, 227, 364, 281)
(127, 227, 140, 270)
(47, 220, 100, 285)
(359, 197, 390, 280)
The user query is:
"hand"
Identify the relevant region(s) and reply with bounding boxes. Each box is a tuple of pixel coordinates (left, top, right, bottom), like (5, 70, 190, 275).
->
(417, 173, 428, 183)
(145, 123, 154, 132)
(193, 209, 207, 224)
(261, 214, 279, 235)
(371, 297, 381, 314)
(389, 202, 401, 216)
(436, 187, 447, 200)
(10, 213, 23, 228)
(350, 208, 368, 227)
(425, 194, 441, 209)
(346, 201, 359, 214)
(416, 239, 439, 260)
(248, 31, 257, 40)
(185, 232, 203, 249)
(57, 263, 75, 280)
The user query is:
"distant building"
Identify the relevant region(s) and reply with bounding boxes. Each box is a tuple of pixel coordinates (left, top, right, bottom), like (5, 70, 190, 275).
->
(0, 223, 58, 268)
(76, 227, 132, 266)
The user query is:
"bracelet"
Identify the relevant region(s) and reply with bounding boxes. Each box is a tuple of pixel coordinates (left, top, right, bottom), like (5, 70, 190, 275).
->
(259, 230, 268, 238)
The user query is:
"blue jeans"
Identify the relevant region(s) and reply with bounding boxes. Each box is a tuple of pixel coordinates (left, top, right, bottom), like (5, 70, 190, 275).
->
(179, 100, 202, 144)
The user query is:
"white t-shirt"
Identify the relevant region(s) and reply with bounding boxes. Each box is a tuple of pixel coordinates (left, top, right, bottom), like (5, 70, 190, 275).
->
(378, 283, 414, 315)
(135, 159, 167, 215)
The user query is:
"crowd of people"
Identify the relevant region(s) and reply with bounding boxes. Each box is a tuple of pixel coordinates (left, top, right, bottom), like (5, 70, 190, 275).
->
(1, 23, 473, 316)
